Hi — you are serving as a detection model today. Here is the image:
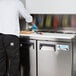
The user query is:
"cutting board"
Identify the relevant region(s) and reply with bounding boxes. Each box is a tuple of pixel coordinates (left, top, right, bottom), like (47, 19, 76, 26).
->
(20, 31, 34, 34)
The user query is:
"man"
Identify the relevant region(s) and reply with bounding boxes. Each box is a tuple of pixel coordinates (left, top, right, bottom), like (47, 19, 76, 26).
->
(0, 0, 33, 76)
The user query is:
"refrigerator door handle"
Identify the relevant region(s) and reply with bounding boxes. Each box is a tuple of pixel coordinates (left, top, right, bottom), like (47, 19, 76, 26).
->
(39, 43, 56, 51)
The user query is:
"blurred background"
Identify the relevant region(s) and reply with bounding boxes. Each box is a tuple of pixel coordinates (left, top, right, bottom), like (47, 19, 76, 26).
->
(20, 14, 76, 31)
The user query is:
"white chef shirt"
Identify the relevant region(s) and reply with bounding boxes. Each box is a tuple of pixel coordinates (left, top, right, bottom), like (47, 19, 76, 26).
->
(0, 0, 33, 36)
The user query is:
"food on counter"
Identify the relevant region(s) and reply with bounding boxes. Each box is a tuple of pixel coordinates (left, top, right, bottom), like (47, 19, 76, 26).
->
(45, 15, 52, 28)
(20, 31, 34, 34)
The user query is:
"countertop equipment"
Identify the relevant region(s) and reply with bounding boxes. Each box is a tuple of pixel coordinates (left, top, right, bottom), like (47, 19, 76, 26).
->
(57, 27, 76, 34)
(20, 38, 36, 76)
(37, 28, 76, 76)
(20, 32, 76, 76)
(37, 27, 76, 34)
(37, 33, 76, 76)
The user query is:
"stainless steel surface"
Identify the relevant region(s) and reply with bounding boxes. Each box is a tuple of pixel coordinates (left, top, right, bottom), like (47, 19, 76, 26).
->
(29, 40, 36, 76)
(20, 31, 76, 76)
(38, 27, 76, 34)
(73, 38, 76, 76)
(57, 27, 76, 34)
(37, 37, 76, 76)
(20, 33, 75, 42)
(20, 39, 36, 76)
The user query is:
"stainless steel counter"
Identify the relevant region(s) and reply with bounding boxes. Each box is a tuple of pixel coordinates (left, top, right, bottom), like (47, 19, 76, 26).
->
(20, 32, 76, 42)
(20, 32, 76, 76)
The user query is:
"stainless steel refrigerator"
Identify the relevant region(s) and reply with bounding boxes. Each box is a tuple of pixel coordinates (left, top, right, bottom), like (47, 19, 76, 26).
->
(37, 33, 76, 76)
(20, 38, 36, 76)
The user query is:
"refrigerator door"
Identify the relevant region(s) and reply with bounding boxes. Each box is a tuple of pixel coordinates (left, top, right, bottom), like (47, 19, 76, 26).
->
(37, 40, 72, 76)
(20, 38, 36, 76)
(29, 40, 36, 76)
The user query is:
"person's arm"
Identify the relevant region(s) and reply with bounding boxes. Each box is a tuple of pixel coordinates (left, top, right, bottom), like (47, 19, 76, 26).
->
(18, 1, 33, 23)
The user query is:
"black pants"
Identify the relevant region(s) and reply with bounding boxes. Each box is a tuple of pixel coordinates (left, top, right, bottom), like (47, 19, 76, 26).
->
(0, 34, 20, 76)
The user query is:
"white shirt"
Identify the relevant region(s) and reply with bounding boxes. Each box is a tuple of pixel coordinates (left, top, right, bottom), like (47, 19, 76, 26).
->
(0, 0, 33, 36)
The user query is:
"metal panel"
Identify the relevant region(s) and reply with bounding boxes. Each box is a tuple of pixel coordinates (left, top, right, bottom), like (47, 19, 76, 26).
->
(37, 40, 72, 76)
(29, 40, 36, 76)
(73, 38, 76, 76)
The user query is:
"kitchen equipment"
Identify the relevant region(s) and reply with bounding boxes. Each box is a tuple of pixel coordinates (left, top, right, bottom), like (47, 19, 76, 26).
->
(29, 40, 36, 76)
(20, 38, 36, 76)
(37, 33, 76, 76)
(57, 27, 76, 34)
